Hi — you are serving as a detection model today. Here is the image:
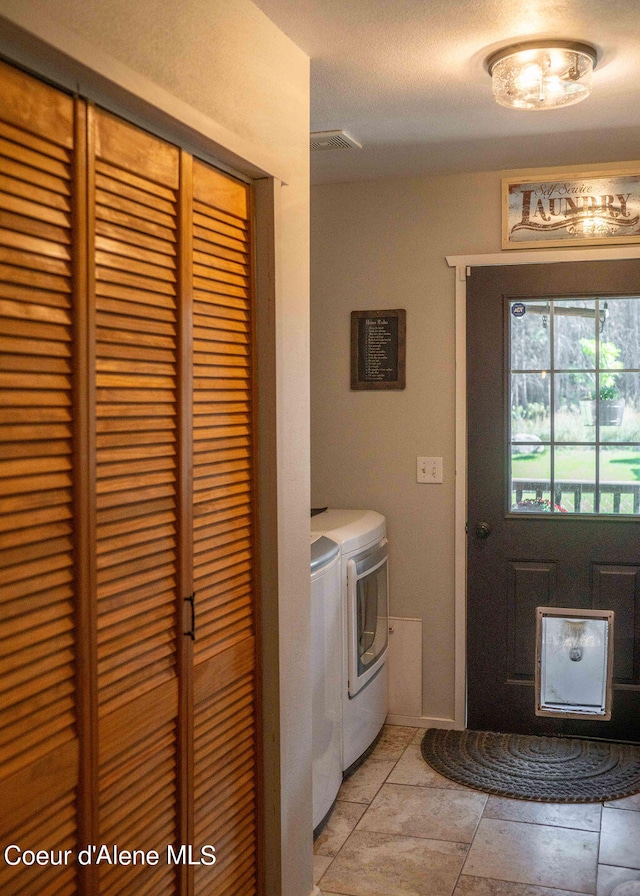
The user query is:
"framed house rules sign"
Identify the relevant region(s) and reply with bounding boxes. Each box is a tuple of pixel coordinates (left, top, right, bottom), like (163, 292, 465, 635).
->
(351, 309, 406, 390)
(502, 169, 640, 249)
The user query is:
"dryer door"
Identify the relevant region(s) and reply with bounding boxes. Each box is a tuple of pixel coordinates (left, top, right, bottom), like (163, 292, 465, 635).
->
(347, 543, 389, 697)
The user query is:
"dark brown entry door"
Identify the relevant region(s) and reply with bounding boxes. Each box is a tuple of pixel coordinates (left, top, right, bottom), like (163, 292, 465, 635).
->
(467, 259, 640, 741)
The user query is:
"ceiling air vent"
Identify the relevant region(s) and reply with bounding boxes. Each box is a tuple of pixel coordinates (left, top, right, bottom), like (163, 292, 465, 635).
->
(310, 130, 362, 151)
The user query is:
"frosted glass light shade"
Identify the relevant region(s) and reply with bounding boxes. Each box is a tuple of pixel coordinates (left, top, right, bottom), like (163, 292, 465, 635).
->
(488, 41, 597, 110)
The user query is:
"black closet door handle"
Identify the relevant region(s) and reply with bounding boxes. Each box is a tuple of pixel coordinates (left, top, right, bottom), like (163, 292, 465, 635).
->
(184, 593, 196, 640)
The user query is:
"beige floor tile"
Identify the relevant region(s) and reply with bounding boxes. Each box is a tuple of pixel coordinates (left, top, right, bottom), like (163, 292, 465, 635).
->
(318, 829, 467, 896)
(596, 865, 640, 896)
(388, 743, 476, 790)
(368, 724, 417, 761)
(313, 852, 334, 884)
(320, 892, 353, 896)
(357, 783, 487, 843)
(338, 758, 397, 804)
(314, 800, 367, 857)
(315, 721, 640, 896)
(454, 875, 589, 896)
(604, 793, 640, 812)
(600, 807, 640, 869)
(462, 818, 598, 894)
(483, 795, 602, 831)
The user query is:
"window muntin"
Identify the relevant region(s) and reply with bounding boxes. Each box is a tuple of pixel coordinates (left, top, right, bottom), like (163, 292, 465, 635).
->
(509, 296, 640, 515)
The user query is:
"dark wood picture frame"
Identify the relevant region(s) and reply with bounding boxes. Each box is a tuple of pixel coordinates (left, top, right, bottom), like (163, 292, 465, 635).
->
(350, 309, 406, 390)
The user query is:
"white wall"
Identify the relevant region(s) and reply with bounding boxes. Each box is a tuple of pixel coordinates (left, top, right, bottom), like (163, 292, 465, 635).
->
(0, 2, 312, 894)
(311, 172, 502, 724)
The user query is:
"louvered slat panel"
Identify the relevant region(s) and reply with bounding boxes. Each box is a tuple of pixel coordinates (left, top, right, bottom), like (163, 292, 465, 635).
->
(194, 673, 257, 895)
(192, 163, 254, 664)
(2, 789, 78, 896)
(93, 110, 180, 716)
(92, 107, 180, 893)
(191, 160, 258, 894)
(98, 721, 177, 895)
(97, 672, 179, 894)
(0, 60, 79, 896)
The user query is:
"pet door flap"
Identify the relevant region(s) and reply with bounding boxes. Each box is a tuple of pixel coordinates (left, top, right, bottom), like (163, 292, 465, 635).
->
(535, 607, 614, 720)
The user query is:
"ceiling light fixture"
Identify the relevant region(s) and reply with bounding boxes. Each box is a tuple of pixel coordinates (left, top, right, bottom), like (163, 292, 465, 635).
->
(487, 40, 598, 111)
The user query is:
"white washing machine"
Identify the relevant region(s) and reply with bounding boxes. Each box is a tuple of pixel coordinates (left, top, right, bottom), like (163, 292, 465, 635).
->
(311, 509, 389, 772)
(310, 534, 342, 832)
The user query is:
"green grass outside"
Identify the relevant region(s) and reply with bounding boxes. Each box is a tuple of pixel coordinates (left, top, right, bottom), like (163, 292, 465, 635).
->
(512, 447, 640, 483)
(511, 406, 640, 484)
(511, 445, 640, 513)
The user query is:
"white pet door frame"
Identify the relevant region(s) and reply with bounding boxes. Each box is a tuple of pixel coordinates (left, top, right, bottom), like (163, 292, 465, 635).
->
(535, 606, 615, 720)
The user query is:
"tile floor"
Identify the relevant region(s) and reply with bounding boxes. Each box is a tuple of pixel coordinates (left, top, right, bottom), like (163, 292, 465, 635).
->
(313, 726, 640, 896)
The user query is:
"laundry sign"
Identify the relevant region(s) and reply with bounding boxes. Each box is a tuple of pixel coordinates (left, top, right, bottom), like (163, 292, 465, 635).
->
(502, 168, 640, 249)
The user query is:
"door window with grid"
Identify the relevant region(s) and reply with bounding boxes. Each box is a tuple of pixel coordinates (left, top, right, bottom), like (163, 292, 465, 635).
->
(509, 296, 640, 515)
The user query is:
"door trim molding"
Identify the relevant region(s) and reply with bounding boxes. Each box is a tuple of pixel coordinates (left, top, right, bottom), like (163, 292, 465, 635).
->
(446, 245, 640, 731)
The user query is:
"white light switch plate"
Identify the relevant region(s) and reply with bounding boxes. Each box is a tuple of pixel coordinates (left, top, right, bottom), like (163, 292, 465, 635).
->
(417, 456, 443, 483)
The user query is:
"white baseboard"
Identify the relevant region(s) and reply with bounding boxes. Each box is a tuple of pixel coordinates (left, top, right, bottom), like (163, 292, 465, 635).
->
(385, 713, 463, 730)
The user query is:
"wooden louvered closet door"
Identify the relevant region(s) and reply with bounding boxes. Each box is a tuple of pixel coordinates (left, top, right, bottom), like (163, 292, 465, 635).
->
(89, 107, 183, 896)
(191, 161, 258, 895)
(0, 60, 81, 896)
(0, 59, 261, 896)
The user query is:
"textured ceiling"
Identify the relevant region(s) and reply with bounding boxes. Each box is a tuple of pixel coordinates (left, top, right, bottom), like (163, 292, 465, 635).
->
(252, 0, 640, 184)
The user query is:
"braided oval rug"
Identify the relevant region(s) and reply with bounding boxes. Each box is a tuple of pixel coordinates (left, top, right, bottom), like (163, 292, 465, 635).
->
(421, 728, 640, 803)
